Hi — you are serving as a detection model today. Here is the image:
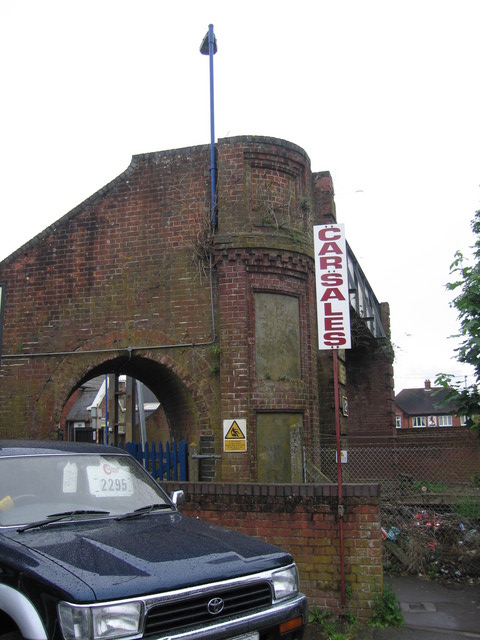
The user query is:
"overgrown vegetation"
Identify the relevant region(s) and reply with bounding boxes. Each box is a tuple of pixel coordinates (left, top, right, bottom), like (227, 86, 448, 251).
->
(368, 582, 403, 629)
(207, 344, 221, 375)
(436, 209, 480, 436)
(456, 496, 480, 519)
(307, 583, 402, 639)
(308, 607, 359, 639)
(411, 480, 448, 493)
(189, 207, 216, 281)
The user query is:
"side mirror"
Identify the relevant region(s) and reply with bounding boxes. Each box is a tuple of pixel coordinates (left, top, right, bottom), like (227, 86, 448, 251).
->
(170, 489, 185, 508)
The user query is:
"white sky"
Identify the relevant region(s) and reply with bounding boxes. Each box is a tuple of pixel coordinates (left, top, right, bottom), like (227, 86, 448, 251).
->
(1, 0, 479, 393)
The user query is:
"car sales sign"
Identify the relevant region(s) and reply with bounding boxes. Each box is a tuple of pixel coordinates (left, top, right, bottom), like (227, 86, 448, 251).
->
(313, 224, 351, 350)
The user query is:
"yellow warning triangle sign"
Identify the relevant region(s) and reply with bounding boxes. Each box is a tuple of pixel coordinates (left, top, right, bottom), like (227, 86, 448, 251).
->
(225, 420, 246, 440)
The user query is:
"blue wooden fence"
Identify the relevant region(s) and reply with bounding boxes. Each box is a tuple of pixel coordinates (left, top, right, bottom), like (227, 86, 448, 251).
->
(124, 441, 188, 481)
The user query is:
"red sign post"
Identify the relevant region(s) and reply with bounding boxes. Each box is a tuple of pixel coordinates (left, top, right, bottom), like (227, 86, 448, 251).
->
(0, 284, 4, 366)
(313, 224, 351, 615)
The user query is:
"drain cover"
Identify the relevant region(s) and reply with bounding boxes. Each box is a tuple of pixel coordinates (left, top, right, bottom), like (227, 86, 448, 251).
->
(401, 602, 437, 612)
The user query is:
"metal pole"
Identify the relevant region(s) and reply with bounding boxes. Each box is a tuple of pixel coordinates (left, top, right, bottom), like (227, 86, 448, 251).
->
(208, 24, 216, 229)
(200, 24, 217, 230)
(136, 379, 147, 462)
(333, 349, 346, 614)
(104, 374, 109, 445)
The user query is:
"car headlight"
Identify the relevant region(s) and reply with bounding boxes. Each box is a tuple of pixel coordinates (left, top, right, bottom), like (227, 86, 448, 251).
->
(58, 601, 143, 640)
(271, 565, 299, 601)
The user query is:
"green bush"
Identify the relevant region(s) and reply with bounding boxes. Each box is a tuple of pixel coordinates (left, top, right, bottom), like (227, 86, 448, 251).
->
(308, 606, 358, 639)
(456, 496, 480, 519)
(369, 582, 403, 628)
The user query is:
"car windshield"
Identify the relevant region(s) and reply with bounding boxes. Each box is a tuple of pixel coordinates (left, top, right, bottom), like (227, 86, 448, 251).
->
(0, 453, 171, 527)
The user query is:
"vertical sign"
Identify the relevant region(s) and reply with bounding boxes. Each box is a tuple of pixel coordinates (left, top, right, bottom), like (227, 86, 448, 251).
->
(0, 284, 4, 365)
(313, 224, 351, 350)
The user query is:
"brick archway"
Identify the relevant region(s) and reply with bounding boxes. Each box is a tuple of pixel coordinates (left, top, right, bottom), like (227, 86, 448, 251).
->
(35, 353, 214, 447)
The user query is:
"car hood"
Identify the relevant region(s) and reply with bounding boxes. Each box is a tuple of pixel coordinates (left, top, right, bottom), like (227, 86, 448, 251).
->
(5, 512, 292, 602)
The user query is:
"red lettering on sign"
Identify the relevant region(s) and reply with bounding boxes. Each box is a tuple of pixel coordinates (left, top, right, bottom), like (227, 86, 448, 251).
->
(325, 318, 345, 331)
(314, 224, 351, 350)
(319, 256, 342, 270)
(318, 241, 343, 256)
(320, 287, 346, 302)
(320, 272, 343, 286)
(324, 332, 347, 346)
(324, 303, 342, 317)
(318, 227, 341, 241)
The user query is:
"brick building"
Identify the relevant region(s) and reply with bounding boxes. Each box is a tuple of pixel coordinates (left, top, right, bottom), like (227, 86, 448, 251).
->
(0, 136, 394, 482)
(395, 379, 467, 429)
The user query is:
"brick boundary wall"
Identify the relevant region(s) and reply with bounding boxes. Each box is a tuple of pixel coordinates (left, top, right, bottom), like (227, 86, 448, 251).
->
(163, 482, 382, 621)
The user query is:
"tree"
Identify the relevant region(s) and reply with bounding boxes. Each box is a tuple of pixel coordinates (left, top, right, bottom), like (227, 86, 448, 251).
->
(436, 210, 480, 436)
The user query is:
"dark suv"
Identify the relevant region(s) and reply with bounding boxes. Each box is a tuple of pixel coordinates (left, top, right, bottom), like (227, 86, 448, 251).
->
(0, 440, 306, 640)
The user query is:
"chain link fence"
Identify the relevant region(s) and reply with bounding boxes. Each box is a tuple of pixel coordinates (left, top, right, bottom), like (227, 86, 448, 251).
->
(307, 444, 480, 582)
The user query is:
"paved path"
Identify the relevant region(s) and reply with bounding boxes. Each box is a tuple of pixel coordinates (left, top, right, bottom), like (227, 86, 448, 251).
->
(389, 575, 480, 638)
(308, 576, 480, 640)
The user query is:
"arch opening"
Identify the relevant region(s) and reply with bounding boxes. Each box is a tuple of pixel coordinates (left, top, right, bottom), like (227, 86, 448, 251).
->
(60, 356, 198, 447)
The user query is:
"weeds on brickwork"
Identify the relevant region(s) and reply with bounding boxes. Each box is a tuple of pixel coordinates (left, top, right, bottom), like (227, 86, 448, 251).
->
(308, 606, 359, 639)
(188, 207, 217, 281)
(308, 581, 402, 639)
(368, 581, 403, 629)
(207, 344, 221, 375)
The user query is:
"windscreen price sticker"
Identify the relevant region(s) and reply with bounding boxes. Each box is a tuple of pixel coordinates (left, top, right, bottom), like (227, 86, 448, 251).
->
(87, 463, 134, 497)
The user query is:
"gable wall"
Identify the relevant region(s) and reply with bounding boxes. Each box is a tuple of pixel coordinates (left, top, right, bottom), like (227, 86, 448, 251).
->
(0, 145, 216, 438)
(0, 136, 395, 482)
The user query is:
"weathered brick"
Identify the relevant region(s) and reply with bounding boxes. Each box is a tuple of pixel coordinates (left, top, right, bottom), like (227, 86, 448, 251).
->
(163, 481, 382, 621)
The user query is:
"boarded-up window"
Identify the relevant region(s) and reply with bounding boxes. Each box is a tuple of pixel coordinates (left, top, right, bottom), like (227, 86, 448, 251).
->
(255, 293, 300, 380)
(256, 413, 303, 483)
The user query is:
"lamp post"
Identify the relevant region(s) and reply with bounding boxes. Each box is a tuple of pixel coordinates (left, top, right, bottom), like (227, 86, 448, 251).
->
(200, 25, 218, 230)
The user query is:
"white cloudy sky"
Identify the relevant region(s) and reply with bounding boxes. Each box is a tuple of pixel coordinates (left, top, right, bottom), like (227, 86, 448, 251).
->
(1, 0, 479, 392)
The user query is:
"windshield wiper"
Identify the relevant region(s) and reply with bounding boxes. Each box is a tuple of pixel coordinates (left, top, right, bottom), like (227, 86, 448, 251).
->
(17, 509, 110, 533)
(46, 509, 110, 518)
(115, 503, 171, 521)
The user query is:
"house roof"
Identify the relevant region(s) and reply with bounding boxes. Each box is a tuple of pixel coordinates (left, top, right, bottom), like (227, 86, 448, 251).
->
(67, 377, 105, 422)
(395, 386, 459, 416)
(66, 377, 160, 423)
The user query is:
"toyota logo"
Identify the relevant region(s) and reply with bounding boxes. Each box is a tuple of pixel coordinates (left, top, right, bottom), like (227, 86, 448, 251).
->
(207, 597, 225, 615)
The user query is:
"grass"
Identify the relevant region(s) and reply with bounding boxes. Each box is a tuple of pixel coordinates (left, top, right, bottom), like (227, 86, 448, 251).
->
(308, 581, 403, 638)
(368, 582, 403, 629)
(308, 608, 359, 639)
(411, 480, 449, 493)
(456, 496, 480, 519)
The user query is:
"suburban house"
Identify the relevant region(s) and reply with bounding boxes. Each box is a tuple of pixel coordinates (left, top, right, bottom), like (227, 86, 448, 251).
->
(395, 379, 467, 429)
(62, 375, 169, 443)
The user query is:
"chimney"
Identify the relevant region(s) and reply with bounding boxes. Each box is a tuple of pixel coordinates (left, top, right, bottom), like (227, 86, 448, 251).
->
(425, 379, 431, 390)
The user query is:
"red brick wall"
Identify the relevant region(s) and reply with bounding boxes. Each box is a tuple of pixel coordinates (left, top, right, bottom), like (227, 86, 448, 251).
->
(394, 428, 479, 482)
(344, 344, 395, 440)
(323, 429, 479, 484)
(0, 144, 217, 439)
(215, 248, 320, 481)
(0, 134, 394, 482)
(163, 481, 383, 621)
(212, 137, 326, 481)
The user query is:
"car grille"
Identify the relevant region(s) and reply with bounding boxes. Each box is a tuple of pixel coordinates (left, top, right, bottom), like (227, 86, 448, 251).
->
(144, 582, 273, 636)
